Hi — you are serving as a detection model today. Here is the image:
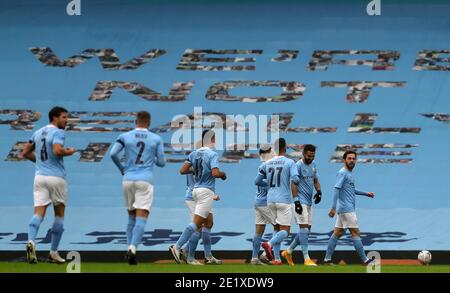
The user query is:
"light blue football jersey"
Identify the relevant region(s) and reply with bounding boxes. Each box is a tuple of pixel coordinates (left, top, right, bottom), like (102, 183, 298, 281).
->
(254, 162, 268, 207)
(112, 128, 165, 183)
(29, 124, 66, 178)
(296, 159, 319, 206)
(186, 147, 220, 193)
(258, 156, 299, 204)
(185, 173, 195, 201)
(334, 167, 357, 213)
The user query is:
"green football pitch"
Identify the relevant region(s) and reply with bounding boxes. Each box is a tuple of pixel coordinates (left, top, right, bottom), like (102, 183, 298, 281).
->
(0, 262, 449, 273)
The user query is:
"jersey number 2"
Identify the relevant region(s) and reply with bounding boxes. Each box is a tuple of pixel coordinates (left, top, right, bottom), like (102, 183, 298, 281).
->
(135, 141, 145, 164)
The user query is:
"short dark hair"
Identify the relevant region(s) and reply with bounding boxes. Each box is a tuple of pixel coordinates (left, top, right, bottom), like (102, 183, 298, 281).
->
(259, 145, 272, 155)
(136, 111, 151, 125)
(303, 144, 316, 154)
(202, 129, 215, 145)
(343, 150, 357, 159)
(48, 106, 68, 122)
(274, 138, 286, 153)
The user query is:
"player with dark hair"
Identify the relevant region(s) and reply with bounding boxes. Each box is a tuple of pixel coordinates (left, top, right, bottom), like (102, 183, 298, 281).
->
(21, 106, 76, 264)
(170, 130, 226, 264)
(323, 150, 375, 265)
(282, 144, 322, 266)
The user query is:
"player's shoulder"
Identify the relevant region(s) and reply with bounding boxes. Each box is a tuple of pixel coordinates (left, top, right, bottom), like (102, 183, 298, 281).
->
(147, 130, 163, 141)
(51, 127, 65, 138)
(337, 167, 348, 176)
(283, 156, 295, 165)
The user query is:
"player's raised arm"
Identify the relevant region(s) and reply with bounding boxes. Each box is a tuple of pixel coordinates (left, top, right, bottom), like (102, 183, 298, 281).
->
(110, 138, 125, 175)
(20, 141, 36, 162)
(155, 137, 166, 167)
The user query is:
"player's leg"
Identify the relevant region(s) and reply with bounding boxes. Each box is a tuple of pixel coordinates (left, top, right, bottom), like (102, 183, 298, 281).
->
(298, 205, 315, 265)
(263, 203, 291, 264)
(48, 203, 66, 264)
(203, 213, 222, 264)
(184, 200, 201, 264)
(27, 175, 52, 263)
(282, 203, 306, 266)
(187, 228, 202, 265)
(251, 223, 265, 265)
(126, 210, 136, 247)
(27, 205, 48, 264)
(127, 181, 153, 265)
(251, 206, 268, 264)
(42, 176, 67, 264)
(349, 227, 372, 264)
(170, 188, 211, 263)
(324, 227, 344, 264)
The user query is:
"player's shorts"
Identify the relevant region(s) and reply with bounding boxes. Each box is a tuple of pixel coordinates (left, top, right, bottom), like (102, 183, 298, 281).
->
(122, 181, 154, 212)
(33, 175, 68, 207)
(254, 206, 276, 225)
(185, 199, 213, 220)
(293, 204, 313, 225)
(335, 212, 359, 229)
(192, 187, 214, 219)
(267, 202, 292, 226)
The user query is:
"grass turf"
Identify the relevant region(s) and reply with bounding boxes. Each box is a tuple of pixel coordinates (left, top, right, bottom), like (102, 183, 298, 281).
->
(1, 262, 449, 273)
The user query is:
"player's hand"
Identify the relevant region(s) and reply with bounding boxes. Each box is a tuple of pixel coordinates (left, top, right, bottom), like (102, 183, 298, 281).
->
(213, 194, 220, 201)
(328, 208, 336, 218)
(294, 201, 303, 215)
(367, 192, 375, 198)
(66, 147, 76, 155)
(314, 190, 322, 204)
(221, 172, 227, 180)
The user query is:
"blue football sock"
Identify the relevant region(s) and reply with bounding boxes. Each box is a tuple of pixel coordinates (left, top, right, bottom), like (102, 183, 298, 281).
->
(202, 227, 212, 258)
(288, 233, 300, 253)
(176, 222, 198, 249)
(130, 217, 147, 248)
(273, 242, 281, 261)
(352, 236, 369, 262)
(252, 234, 263, 258)
(269, 230, 288, 246)
(50, 216, 64, 251)
(28, 214, 43, 243)
(188, 231, 201, 261)
(126, 215, 136, 246)
(299, 228, 310, 260)
(325, 234, 339, 261)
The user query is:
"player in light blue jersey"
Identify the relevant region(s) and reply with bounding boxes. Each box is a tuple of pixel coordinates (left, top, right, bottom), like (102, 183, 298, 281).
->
(255, 138, 300, 265)
(170, 130, 227, 265)
(250, 145, 277, 265)
(21, 106, 76, 264)
(282, 144, 322, 266)
(323, 150, 375, 265)
(180, 140, 222, 265)
(110, 111, 165, 265)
